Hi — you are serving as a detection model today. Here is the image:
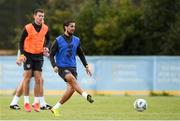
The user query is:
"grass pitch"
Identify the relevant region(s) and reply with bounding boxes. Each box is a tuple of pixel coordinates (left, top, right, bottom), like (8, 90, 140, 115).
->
(0, 95, 180, 120)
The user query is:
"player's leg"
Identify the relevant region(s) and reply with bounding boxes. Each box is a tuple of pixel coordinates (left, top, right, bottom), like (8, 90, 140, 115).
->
(16, 80, 23, 97)
(65, 73, 94, 103)
(10, 49, 26, 110)
(33, 70, 42, 112)
(32, 57, 46, 112)
(66, 74, 83, 94)
(51, 83, 74, 116)
(39, 78, 52, 110)
(10, 77, 31, 110)
(22, 54, 34, 112)
(23, 70, 32, 112)
(39, 77, 45, 106)
(32, 73, 51, 110)
(10, 80, 23, 110)
(62, 68, 94, 103)
(60, 83, 75, 104)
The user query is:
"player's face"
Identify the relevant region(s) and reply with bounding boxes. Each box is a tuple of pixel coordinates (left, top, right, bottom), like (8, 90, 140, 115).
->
(66, 23, 75, 35)
(34, 12, 44, 25)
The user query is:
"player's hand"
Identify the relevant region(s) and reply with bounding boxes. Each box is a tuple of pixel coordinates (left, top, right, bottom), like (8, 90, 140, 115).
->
(16, 59, 22, 66)
(20, 54, 26, 62)
(16, 54, 26, 66)
(43, 47, 49, 57)
(53, 66, 59, 73)
(85, 65, 92, 76)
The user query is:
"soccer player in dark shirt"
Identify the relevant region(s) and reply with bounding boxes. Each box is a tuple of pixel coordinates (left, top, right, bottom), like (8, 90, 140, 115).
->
(49, 20, 94, 116)
(10, 50, 52, 110)
(17, 9, 50, 112)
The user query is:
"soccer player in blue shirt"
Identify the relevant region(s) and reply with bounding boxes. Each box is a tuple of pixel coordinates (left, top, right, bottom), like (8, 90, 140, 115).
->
(49, 20, 94, 116)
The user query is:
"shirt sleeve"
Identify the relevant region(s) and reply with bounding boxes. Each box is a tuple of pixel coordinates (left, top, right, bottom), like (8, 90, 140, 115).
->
(50, 40, 58, 68)
(19, 28, 28, 55)
(77, 43, 88, 68)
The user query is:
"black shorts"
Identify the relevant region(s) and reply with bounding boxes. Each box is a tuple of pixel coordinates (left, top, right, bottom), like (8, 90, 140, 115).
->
(23, 52, 43, 71)
(58, 67, 77, 82)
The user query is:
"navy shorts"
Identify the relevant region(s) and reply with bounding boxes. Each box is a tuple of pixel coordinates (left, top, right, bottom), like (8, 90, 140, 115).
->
(58, 67, 77, 82)
(23, 52, 43, 71)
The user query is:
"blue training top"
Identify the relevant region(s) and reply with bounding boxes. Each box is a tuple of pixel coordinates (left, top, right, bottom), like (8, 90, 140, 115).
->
(55, 35, 80, 68)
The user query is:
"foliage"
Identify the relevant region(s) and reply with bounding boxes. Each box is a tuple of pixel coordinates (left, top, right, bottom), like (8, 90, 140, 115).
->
(143, 0, 180, 55)
(0, 0, 48, 49)
(76, 0, 144, 55)
(149, 91, 173, 96)
(45, 0, 85, 43)
(0, 0, 180, 55)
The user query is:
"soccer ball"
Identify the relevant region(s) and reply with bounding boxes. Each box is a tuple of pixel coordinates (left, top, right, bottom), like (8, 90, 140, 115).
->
(134, 98, 147, 112)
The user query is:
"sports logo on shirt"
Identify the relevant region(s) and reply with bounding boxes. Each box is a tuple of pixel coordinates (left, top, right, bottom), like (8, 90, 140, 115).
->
(66, 44, 73, 57)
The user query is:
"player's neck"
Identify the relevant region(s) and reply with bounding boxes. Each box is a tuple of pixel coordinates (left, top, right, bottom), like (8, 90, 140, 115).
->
(34, 20, 42, 26)
(64, 32, 72, 37)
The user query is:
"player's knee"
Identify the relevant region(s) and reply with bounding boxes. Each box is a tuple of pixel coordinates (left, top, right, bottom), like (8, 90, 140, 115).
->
(41, 79, 44, 84)
(34, 78, 42, 85)
(68, 85, 75, 92)
(67, 77, 76, 85)
(24, 77, 31, 83)
(71, 88, 75, 93)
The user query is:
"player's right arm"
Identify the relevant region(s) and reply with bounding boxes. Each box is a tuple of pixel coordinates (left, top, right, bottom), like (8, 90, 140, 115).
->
(19, 28, 28, 55)
(16, 49, 26, 66)
(19, 28, 27, 62)
(16, 49, 22, 66)
(49, 40, 58, 73)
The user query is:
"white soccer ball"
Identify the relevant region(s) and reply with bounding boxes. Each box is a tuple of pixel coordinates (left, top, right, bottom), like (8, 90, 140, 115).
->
(134, 98, 147, 112)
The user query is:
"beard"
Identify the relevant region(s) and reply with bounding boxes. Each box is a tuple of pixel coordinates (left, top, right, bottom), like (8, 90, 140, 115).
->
(67, 30, 74, 36)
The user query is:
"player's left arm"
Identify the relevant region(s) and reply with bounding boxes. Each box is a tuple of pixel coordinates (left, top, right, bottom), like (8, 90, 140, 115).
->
(43, 30, 51, 57)
(77, 44, 92, 76)
(44, 30, 51, 49)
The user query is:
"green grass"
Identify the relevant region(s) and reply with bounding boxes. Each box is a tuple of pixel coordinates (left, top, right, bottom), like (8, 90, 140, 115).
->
(0, 95, 180, 120)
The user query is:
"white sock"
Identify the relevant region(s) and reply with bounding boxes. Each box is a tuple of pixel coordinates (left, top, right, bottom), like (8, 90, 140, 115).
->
(33, 97, 39, 104)
(24, 96, 29, 104)
(82, 92, 88, 99)
(53, 102, 61, 109)
(10, 95, 20, 105)
(39, 96, 46, 107)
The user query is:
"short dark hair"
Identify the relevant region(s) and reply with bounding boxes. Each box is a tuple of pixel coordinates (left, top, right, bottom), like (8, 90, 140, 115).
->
(34, 9, 44, 15)
(63, 20, 75, 31)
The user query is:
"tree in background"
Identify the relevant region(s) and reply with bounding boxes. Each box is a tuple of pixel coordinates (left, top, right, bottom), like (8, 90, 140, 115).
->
(45, 0, 85, 43)
(1, 0, 180, 55)
(0, 0, 48, 50)
(143, 0, 180, 55)
(161, 1, 180, 55)
(77, 0, 144, 55)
